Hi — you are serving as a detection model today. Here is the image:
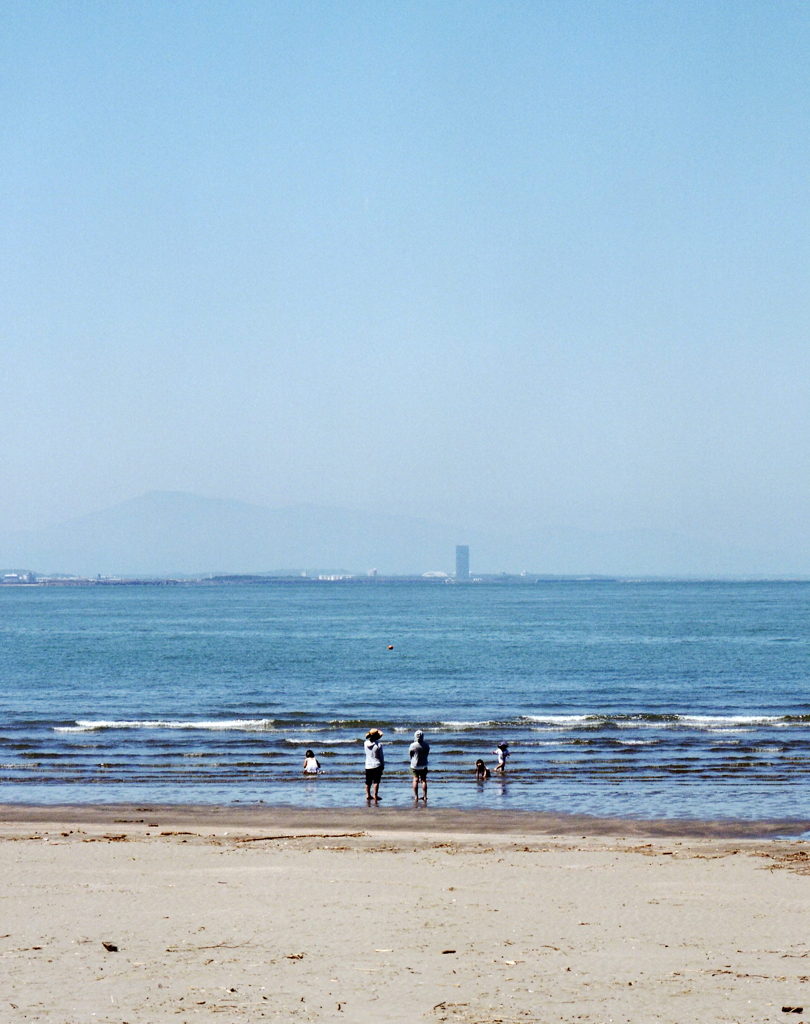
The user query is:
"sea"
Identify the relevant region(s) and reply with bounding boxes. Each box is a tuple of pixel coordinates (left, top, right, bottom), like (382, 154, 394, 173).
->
(1, 579, 809, 821)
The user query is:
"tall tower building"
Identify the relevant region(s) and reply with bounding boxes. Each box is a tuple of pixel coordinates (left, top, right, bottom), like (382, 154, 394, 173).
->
(455, 545, 470, 581)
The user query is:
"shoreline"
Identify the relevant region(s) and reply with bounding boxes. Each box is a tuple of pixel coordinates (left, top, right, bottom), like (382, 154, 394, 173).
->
(2, 800, 809, 838)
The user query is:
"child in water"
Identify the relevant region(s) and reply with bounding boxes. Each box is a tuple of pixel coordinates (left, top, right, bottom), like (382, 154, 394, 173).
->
(493, 742, 510, 773)
(302, 749, 322, 775)
(475, 758, 491, 780)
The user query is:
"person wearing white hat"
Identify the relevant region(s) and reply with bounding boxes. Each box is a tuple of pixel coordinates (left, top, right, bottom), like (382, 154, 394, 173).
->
(364, 729, 384, 802)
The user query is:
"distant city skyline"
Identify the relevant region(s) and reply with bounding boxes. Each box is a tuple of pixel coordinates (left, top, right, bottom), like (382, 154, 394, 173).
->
(1, 490, 806, 579)
(455, 545, 470, 581)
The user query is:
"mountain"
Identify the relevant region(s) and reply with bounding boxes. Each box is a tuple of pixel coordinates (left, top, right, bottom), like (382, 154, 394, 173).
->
(0, 492, 461, 577)
(0, 491, 804, 578)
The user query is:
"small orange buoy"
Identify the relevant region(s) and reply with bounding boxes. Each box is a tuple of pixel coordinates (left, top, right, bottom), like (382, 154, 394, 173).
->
(387, 645, 394, 650)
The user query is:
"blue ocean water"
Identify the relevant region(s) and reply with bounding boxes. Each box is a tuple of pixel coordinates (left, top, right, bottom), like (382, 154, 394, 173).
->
(1, 580, 808, 820)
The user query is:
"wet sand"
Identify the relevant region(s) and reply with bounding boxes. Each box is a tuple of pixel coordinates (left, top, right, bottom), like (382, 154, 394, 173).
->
(2, 804, 810, 1022)
(2, 802, 809, 837)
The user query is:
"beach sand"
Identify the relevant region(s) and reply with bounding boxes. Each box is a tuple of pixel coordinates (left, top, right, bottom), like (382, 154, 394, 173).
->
(2, 805, 810, 1023)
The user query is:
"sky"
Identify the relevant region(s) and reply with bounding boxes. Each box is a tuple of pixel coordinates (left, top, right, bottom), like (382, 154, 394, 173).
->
(1, 0, 808, 567)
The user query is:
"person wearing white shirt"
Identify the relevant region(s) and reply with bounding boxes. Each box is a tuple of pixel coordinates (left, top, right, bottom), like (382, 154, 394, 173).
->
(364, 728, 384, 802)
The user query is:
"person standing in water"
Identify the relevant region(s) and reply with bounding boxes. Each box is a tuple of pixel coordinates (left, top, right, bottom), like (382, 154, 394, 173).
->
(493, 741, 510, 774)
(409, 729, 430, 802)
(364, 728, 384, 803)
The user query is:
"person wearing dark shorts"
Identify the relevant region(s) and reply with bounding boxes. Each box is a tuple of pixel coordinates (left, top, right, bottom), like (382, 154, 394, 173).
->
(364, 728, 384, 802)
(409, 729, 430, 802)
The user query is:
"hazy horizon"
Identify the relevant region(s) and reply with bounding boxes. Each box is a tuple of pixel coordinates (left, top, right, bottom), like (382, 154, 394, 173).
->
(1, 489, 808, 579)
(2, 2, 808, 569)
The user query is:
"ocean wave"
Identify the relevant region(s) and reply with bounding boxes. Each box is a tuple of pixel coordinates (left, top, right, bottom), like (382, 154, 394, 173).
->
(522, 714, 599, 726)
(282, 737, 359, 746)
(521, 713, 797, 731)
(48, 712, 806, 738)
(677, 715, 786, 729)
(522, 714, 664, 730)
(439, 720, 501, 730)
(53, 719, 276, 733)
(328, 719, 399, 729)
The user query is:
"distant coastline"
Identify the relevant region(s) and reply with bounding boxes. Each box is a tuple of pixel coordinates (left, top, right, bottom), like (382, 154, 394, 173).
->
(4, 572, 809, 587)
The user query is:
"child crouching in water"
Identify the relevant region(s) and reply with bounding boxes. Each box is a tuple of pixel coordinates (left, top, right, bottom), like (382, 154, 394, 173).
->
(302, 749, 322, 774)
(475, 758, 490, 780)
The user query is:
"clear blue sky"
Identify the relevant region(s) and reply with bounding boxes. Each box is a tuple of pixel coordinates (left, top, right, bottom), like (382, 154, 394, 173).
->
(1, 1, 808, 565)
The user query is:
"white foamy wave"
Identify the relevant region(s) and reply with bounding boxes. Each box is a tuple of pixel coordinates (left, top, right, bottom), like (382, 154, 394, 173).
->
(676, 715, 786, 729)
(440, 720, 500, 730)
(522, 715, 596, 727)
(53, 718, 276, 733)
(615, 719, 670, 729)
(522, 714, 673, 730)
(521, 713, 793, 731)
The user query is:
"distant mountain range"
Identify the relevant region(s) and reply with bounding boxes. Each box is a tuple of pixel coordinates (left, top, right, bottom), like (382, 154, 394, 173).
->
(0, 491, 804, 578)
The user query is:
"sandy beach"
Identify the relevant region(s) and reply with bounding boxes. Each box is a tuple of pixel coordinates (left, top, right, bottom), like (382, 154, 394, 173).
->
(2, 806, 810, 1023)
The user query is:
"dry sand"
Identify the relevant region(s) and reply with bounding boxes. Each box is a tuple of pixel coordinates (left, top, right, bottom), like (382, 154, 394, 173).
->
(2, 804, 810, 1023)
